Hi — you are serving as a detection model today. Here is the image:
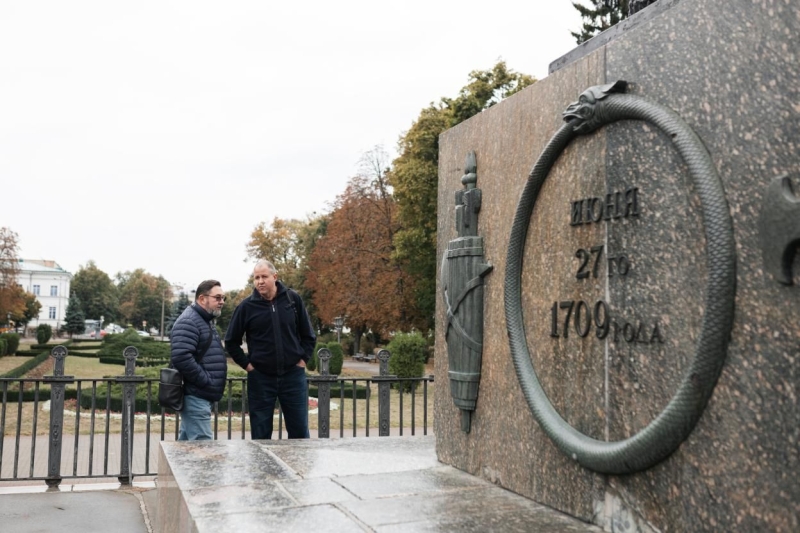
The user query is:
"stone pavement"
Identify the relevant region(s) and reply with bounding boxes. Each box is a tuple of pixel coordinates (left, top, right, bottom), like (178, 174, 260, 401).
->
(0, 481, 156, 533)
(157, 435, 602, 532)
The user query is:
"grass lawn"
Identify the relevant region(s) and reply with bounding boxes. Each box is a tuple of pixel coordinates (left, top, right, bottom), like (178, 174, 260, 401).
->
(0, 355, 34, 374)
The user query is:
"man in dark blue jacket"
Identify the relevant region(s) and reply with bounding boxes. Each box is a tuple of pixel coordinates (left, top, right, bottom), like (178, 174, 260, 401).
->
(224, 259, 316, 439)
(170, 279, 227, 440)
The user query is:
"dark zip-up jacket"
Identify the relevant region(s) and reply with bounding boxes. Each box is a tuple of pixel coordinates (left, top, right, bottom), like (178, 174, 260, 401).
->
(224, 282, 316, 376)
(170, 304, 227, 402)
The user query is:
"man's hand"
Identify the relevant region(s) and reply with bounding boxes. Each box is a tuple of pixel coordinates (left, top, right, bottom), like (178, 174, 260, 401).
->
(297, 360, 306, 368)
(246, 363, 254, 372)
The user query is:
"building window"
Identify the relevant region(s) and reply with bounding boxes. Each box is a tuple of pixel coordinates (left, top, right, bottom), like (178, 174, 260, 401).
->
(50, 285, 58, 296)
(33, 285, 40, 295)
(49, 307, 56, 319)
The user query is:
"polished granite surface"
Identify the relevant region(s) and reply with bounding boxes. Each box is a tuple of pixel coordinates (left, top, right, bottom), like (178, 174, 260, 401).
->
(157, 436, 601, 532)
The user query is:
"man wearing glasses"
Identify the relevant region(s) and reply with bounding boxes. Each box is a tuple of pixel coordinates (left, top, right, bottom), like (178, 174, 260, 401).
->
(225, 259, 316, 439)
(170, 280, 228, 440)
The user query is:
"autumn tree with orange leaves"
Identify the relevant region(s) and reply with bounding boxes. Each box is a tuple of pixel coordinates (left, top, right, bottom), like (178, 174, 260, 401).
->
(307, 149, 415, 354)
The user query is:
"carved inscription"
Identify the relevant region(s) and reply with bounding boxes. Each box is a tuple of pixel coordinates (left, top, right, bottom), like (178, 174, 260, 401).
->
(570, 187, 640, 226)
(552, 188, 665, 344)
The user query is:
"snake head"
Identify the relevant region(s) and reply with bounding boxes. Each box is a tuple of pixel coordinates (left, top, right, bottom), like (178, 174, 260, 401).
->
(563, 80, 628, 133)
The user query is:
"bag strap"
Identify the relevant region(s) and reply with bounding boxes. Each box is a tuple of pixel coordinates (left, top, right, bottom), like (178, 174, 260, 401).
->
(287, 288, 301, 333)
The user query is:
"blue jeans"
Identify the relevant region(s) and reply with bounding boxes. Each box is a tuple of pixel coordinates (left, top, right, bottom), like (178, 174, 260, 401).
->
(248, 365, 309, 439)
(178, 394, 213, 441)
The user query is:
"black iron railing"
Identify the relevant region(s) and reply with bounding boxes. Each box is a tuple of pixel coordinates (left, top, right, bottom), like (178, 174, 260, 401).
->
(0, 346, 434, 487)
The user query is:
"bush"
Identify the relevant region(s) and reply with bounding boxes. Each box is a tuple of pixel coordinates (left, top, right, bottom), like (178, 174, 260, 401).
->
(310, 343, 327, 373)
(0, 338, 6, 357)
(308, 381, 368, 400)
(1, 332, 20, 355)
(306, 345, 319, 372)
(36, 324, 53, 345)
(387, 332, 427, 392)
(327, 342, 344, 375)
(98, 329, 170, 359)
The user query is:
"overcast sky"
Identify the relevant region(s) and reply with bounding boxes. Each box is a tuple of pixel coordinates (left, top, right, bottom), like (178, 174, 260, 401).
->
(0, 1, 581, 293)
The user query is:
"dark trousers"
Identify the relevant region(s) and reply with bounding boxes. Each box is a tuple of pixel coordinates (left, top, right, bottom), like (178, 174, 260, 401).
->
(247, 364, 310, 439)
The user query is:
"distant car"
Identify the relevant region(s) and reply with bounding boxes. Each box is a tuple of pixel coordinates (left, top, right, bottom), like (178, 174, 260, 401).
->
(103, 324, 125, 336)
(136, 330, 150, 337)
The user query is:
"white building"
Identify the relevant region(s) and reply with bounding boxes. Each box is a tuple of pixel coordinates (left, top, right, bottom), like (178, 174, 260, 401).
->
(16, 259, 72, 333)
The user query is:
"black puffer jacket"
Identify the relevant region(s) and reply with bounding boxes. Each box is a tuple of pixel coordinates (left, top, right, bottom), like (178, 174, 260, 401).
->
(170, 304, 227, 402)
(224, 282, 316, 376)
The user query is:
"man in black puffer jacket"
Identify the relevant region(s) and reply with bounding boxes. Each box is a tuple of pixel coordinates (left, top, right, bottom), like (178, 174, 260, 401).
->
(225, 259, 316, 439)
(170, 279, 227, 440)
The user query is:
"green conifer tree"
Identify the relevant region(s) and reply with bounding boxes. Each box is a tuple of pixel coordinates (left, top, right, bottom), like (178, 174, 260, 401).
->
(64, 296, 86, 338)
(571, 0, 629, 44)
(166, 292, 191, 334)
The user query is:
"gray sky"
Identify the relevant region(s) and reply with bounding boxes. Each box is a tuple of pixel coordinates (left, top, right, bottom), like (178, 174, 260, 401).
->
(0, 1, 580, 293)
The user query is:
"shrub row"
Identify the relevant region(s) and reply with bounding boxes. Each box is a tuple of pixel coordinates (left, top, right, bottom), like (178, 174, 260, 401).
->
(30, 340, 73, 350)
(98, 356, 170, 367)
(66, 350, 101, 358)
(311, 382, 369, 400)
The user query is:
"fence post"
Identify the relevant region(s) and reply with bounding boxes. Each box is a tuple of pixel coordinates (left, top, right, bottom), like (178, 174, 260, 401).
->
(117, 346, 144, 485)
(43, 345, 74, 488)
(308, 348, 336, 438)
(372, 349, 395, 436)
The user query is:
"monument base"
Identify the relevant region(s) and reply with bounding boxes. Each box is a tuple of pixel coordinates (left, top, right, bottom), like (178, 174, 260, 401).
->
(156, 436, 601, 532)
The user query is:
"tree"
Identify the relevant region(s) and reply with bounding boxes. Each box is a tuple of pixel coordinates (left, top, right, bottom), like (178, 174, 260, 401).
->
(165, 292, 191, 334)
(0, 227, 23, 321)
(116, 269, 172, 331)
(246, 212, 329, 329)
(3, 285, 40, 331)
(389, 62, 535, 332)
(307, 148, 416, 354)
(71, 261, 119, 323)
(571, 1, 629, 44)
(64, 296, 86, 338)
(215, 289, 250, 333)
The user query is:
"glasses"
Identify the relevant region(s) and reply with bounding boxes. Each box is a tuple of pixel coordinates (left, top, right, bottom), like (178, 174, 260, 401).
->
(204, 294, 225, 302)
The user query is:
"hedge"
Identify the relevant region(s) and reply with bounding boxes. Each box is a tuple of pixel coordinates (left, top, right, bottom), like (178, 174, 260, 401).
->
(31, 340, 73, 350)
(66, 350, 101, 358)
(311, 382, 369, 400)
(98, 355, 171, 367)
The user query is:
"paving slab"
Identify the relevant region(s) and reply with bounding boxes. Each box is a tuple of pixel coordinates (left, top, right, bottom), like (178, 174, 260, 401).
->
(158, 435, 602, 532)
(0, 488, 150, 533)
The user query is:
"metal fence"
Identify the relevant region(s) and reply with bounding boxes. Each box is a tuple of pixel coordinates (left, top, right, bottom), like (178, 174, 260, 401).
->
(0, 346, 433, 487)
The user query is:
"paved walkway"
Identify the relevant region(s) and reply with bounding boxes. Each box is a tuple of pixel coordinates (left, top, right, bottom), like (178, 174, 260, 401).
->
(0, 481, 156, 533)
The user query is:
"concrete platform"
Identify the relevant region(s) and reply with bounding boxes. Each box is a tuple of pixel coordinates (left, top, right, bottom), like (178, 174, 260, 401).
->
(158, 435, 601, 532)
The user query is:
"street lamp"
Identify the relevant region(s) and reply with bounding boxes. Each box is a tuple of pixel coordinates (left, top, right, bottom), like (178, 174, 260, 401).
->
(333, 316, 344, 344)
